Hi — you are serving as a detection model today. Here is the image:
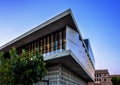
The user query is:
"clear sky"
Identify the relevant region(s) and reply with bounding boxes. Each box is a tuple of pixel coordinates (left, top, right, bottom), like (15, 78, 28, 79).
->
(0, 0, 120, 74)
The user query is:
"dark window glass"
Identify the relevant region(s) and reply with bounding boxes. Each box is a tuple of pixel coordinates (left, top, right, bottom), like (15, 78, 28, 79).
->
(46, 36, 50, 53)
(50, 34, 54, 52)
(104, 79, 106, 81)
(62, 29, 66, 50)
(44, 38, 46, 53)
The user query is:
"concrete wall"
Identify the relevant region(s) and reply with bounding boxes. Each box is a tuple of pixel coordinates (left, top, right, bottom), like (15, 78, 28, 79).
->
(44, 65, 87, 85)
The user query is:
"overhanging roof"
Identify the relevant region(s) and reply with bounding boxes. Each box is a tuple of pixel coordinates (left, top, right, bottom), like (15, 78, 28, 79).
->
(44, 50, 94, 82)
(0, 9, 82, 53)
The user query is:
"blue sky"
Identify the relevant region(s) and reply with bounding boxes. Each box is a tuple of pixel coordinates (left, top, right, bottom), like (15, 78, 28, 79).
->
(0, 0, 120, 74)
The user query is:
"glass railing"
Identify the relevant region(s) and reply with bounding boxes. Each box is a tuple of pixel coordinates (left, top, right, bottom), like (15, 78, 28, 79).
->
(43, 49, 65, 57)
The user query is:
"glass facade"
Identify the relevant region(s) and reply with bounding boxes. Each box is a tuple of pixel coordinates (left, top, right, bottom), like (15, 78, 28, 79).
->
(17, 28, 66, 56)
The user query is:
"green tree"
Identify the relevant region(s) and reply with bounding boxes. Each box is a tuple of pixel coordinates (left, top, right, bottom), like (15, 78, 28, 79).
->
(111, 77, 120, 85)
(0, 51, 15, 85)
(0, 47, 47, 85)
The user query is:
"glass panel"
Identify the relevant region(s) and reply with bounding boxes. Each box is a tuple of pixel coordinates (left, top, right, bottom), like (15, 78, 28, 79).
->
(31, 43, 34, 52)
(47, 36, 50, 53)
(36, 40, 39, 49)
(40, 39, 43, 54)
(44, 38, 46, 54)
(62, 29, 66, 50)
(50, 34, 54, 52)
(33, 42, 35, 52)
(58, 31, 62, 50)
(55, 32, 58, 51)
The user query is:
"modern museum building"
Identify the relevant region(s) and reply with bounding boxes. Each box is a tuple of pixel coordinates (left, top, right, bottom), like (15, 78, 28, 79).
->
(0, 9, 95, 85)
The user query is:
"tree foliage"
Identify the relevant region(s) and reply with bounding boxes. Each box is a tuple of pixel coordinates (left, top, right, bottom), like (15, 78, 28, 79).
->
(111, 77, 120, 85)
(0, 47, 47, 85)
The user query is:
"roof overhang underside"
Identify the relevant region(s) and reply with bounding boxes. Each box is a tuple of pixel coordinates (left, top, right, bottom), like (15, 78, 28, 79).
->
(0, 10, 78, 53)
(45, 50, 94, 82)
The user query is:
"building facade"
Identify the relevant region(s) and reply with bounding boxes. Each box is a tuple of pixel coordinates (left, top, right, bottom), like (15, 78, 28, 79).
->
(88, 69, 112, 85)
(0, 9, 95, 85)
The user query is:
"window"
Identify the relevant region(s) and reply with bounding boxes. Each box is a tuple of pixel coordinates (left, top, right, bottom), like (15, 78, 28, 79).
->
(104, 74, 106, 76)
(99, 79, 101, 81)
(104, 79, 106, 81)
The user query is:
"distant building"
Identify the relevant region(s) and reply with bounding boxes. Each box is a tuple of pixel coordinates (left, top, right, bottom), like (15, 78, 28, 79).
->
(110, 75, 120, 78)
(0, 9, 95, 85)
(88, 69, 112, 85)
